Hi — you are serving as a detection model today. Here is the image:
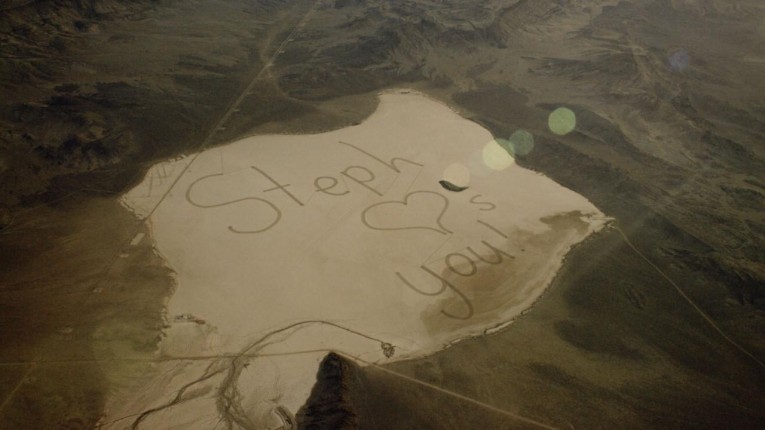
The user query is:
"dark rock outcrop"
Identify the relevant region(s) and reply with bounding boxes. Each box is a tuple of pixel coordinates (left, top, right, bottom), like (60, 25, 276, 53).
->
(297, 352, 364, 430)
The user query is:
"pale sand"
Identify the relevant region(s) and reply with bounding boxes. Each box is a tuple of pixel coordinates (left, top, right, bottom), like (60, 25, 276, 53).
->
(106, 90, 608, 428)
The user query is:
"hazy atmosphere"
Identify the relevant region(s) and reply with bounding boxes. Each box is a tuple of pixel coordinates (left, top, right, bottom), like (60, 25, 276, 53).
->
(1, 1, 764, 429)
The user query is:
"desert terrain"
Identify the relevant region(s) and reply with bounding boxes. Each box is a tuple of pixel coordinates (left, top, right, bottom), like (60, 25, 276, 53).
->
(1, 0, 764, 429)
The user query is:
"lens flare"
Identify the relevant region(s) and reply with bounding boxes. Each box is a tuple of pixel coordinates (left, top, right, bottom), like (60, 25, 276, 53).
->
(548, 107, 576, 135)
(482, 139, 514, 171)
(507, 129, 535, 156)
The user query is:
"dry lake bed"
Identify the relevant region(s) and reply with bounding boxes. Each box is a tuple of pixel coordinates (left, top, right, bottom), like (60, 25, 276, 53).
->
(107, 90, 607, 429)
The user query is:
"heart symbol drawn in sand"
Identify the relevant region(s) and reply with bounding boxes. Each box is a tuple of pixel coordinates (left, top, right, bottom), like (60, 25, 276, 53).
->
(361, 191, 453, 235)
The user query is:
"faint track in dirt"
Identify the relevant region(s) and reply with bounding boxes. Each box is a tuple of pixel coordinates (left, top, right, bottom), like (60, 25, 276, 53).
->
(94, 344, 562, 430)
(614, 224, 765, 369)
(0, 1, 323, 425)
(124, 4, 325, 429)
(121, 317, 563, 430)
(1, 328, 562, 430)
(336, 351, 564, 430)
(0, 363, 35, 417)
(142, 0, 320, 221)
(128, 361, 226, 430)
(214, 319, 394, 430)
(125, 319, 394, 429)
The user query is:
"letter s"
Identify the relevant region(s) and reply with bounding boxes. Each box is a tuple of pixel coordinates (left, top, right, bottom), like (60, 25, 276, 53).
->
(185, 173, 282, 234)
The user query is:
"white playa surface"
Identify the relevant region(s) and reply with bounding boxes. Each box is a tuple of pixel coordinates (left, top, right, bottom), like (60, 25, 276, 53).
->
(106, 90, 608, 429)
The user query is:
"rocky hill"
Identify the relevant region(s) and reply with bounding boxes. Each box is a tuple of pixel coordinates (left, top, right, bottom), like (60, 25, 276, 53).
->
(1, 0, 764, 428)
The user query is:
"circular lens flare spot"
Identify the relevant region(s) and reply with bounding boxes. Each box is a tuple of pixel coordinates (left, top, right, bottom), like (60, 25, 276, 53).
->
(508, 129, 535, 156)
(482, 139, 514, 171)
(548, 107, 576, 135)
(442, 163, 470, 188)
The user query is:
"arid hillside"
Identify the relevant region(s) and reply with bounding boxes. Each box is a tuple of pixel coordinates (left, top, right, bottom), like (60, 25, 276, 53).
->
(1, 1, 764, 428)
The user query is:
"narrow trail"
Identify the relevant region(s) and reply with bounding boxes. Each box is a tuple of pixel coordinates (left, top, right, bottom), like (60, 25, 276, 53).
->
(0, 0, 322, 424)
(613, 224, 765, 369)
(8, 221, 762, 428)
(337, 351, 563, 430)
(126, 319, 394, 429)
(5, 1, 762, 426)
(94, 339, 563, 430)
(118, 318, 562, 429)
(142, 0, 319, 222)
(6, 220, 762, 428)
(0, 363, 35, 417)
(128, 361, 226, 430)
